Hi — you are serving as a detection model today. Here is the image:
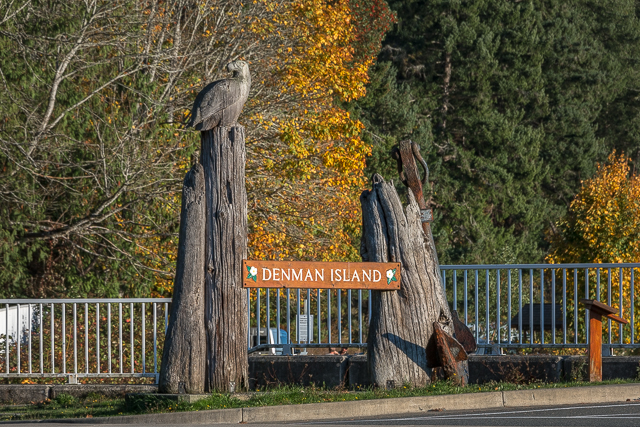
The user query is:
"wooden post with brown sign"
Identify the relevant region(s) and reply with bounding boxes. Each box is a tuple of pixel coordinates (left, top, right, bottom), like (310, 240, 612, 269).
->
(579, 299, 628, 382)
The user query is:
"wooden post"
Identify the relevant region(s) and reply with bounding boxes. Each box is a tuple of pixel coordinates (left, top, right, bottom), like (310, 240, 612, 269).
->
(391, 140, 472, 384)
(361, 174, 464, 387)
(159, 164, 206, 394)
(588, 312, 602, 382)
(579, 299, 628, 382)
(201, 126, 248, 392)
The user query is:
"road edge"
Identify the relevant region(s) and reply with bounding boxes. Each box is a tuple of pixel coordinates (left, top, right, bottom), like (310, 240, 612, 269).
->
(4, 383, 640, 424)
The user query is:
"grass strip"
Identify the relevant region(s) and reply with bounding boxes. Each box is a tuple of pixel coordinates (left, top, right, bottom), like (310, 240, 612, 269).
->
(0, 378, 637, 421)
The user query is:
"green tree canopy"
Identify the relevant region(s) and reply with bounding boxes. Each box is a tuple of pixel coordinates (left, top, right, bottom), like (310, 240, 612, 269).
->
(351, 0, 640, 265)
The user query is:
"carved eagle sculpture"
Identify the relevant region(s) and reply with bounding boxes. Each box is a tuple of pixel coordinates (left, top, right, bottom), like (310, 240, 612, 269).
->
(186, 60, 251, 131)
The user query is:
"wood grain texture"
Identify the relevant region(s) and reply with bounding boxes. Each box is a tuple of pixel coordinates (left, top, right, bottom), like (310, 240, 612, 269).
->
(396, 140, 440, 267)
(241, 260, 401, 290)
(588, 313, 602, 382)
(159, 163, 206, 394)
(580, 299, 629, 324)
(433, 322, 467, 386)
(187, 61, 251, 131)
(201, 126, 248, 392)
(452, 310, 477, 354)
(361, 174, 455, 387)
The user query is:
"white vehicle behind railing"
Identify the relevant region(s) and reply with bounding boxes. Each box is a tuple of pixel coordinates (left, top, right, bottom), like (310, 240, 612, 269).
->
(0, 304, 39, 349)
(0, 299, 170, 383)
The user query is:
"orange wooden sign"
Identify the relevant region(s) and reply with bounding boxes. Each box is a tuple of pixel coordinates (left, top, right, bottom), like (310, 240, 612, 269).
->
(242, 260, 401, 290)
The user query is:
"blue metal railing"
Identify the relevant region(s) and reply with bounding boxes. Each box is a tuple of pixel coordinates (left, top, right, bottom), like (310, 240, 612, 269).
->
(440, 263, 640, 353)
(249, 263, 640, 355)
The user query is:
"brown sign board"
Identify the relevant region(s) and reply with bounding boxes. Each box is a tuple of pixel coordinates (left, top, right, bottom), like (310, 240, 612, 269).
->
(242, 260, 401, 290)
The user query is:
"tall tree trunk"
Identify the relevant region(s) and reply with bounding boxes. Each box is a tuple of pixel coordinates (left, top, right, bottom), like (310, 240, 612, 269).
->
(361, 174, 454, 387)
(159, 163, 206, 394)
(440, 51, 452, 133)
(201, 126, 248, 392)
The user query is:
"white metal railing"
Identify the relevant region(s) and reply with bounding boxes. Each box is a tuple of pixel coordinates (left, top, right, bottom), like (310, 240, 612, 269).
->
(2, 263, 640, 382)
(0, 299, 170, 382)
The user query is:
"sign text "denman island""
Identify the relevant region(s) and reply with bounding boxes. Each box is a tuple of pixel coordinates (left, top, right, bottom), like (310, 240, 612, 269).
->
(241, 260, 401, 290)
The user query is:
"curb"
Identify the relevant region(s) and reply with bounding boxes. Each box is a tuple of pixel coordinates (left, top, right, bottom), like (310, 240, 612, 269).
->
(4, 383, 640, 424)
(0, 409, 243, 425)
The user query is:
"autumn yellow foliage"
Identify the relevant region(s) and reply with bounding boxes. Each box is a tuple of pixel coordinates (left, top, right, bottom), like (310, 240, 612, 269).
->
(245, 0, 389, 264)
(547, 151, 640, 341)
(145, 0, 394, 295)
(0, 0, 394, 298)
(547, 151, 640, 264)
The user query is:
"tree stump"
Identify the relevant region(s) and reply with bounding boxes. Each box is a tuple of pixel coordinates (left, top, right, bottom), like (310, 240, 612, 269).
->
(361, 174, 457, 387)
(159, 163, 206, 394)
(201, 126, 248, 392)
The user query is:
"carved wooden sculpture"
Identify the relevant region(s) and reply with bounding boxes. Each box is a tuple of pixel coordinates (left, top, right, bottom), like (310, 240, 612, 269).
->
(362, 140, 471, 387)
(202, 126, 248, 392)
(161, 61, 251, 393)
(361, 173, 461, 387)
(186, 61, 251, 131)
(395, 140, 471, 384)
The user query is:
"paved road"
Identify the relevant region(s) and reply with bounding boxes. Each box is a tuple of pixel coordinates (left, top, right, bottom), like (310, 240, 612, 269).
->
(12, 401, 640, 427)
(289, 401, 640, 426)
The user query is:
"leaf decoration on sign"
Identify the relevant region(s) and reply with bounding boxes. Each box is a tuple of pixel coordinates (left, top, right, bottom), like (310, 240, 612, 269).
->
(386, 268, 397, 285)
(247, 265, 258, 282)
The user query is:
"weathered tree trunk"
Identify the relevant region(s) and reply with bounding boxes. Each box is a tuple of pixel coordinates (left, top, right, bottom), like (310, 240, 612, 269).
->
(361, 174, 455, 387)
(159, 163, 206, 394)
(201, 126, 248, 392)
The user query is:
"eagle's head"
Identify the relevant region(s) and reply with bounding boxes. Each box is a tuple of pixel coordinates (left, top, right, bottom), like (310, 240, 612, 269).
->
(227, 60, 250, 80)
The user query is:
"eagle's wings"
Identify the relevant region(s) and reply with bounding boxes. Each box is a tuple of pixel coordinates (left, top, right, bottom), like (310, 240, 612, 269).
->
(186, 61, 251, 131)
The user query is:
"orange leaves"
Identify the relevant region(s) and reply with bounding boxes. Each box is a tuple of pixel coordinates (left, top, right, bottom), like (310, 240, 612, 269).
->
(281, 0, 372, 102)
(250, 0, 373, 102)
(547, 151, 640, 265)
(243, 0, 392, 263)
(547, 151, 640, 341)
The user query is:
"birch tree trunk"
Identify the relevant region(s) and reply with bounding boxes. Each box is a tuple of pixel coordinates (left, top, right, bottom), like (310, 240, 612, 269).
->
(361, 174, 454, 387)
(201, 126, 248, 392)
(159, 163, 206, 394)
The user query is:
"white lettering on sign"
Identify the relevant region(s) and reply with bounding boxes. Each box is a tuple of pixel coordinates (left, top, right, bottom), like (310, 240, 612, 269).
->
(262, 267, 385, 283)
(373, 270, 381, 282)
(243, 260, 401, 290)
(363, 270, 371, 281)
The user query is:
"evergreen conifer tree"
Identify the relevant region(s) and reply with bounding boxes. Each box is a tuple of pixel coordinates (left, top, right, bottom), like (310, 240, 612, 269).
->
(352, 0, 640, 264)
